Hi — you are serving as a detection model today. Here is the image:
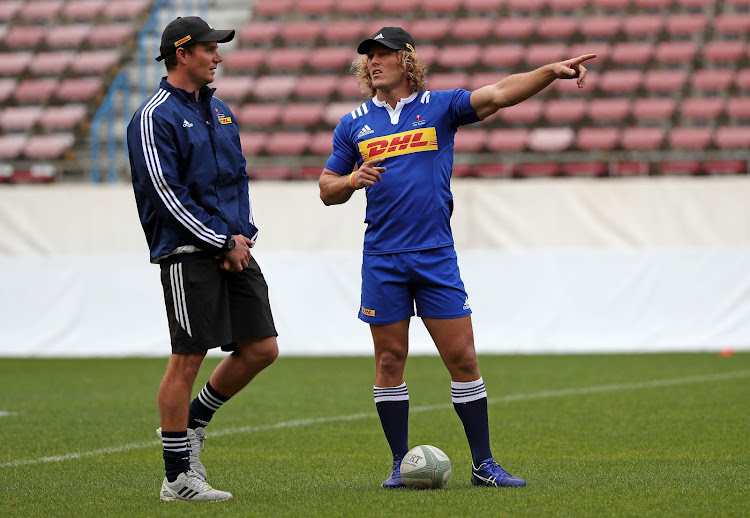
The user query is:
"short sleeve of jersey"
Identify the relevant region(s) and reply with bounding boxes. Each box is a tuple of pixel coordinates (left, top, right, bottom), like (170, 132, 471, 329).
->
(448, 89, 481, 128)
(325, 116, 358, 176)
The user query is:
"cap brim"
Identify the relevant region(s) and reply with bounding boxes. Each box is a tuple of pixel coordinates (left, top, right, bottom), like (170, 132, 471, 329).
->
(197, 28, 235, 44)
(357, 39, 402, 54)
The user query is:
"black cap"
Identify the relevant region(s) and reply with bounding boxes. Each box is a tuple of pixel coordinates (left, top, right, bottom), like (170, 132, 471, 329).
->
(357, 26, 416, 55)
(155, 16, 235, 62)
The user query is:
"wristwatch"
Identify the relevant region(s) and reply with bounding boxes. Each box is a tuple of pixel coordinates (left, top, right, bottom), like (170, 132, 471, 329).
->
(223, 235, 236, 251)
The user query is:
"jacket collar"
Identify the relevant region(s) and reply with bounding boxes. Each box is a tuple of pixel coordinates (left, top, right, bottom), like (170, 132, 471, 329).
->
(159, 77, 215, 104)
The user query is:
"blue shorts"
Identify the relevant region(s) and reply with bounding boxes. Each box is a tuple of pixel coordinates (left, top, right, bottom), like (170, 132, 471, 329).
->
(359, 246, 471, 325)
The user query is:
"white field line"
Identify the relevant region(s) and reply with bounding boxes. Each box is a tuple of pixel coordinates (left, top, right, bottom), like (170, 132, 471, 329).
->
(0, 411, 19, 417)
(1, 369, 747, 470)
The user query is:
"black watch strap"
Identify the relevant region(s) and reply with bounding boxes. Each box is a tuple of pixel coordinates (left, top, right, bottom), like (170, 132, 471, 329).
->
(223, 235, 235, 251)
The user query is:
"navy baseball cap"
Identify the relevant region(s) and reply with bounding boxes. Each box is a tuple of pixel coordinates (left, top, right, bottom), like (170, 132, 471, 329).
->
(357, 26, 416, 54)
(156, 16, 235, 62)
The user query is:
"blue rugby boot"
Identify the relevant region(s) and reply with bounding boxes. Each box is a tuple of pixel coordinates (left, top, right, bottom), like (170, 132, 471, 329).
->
(382, 455, 406, 488)
(471, 458, 526, 487)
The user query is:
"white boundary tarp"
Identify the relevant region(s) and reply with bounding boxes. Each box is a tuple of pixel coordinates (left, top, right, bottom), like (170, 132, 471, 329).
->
(1, 177, 749, 356)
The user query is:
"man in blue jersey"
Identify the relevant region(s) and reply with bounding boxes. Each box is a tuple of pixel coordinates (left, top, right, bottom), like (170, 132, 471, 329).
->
(319, 26, 594, 488)
(127, 17, 278, 501)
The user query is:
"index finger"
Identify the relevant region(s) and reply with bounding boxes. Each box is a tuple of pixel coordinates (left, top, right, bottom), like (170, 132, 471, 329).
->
(363, 157, 385, 168)
(571, 54, 597, 64)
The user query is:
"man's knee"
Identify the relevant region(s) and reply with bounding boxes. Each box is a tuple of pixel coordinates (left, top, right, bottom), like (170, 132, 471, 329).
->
(236, 336, 278, 368)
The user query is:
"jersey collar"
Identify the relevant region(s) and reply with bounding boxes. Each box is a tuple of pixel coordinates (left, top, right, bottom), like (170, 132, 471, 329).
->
(372, 91, 419, 125)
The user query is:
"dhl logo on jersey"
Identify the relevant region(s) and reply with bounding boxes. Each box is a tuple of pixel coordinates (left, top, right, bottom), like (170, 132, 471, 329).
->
(358, 128, 438, 160)
(218, 116, 232, 125)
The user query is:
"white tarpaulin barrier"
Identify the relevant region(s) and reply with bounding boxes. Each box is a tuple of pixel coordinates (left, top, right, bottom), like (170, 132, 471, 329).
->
(1, 177, 749, 356)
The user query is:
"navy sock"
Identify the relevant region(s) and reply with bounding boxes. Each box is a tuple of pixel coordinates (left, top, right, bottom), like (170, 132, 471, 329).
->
(451, 378, 493, 466)
(161, 430, 190, 482)
(188, 381, 230, 429)
(374, 383, 409, 459)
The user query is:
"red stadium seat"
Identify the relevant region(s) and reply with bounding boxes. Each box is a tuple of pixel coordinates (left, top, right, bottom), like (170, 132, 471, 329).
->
(454, 128, 488, 153)
(675, 0, 716, 8)
(248, 166, 293, 180)
(598, 69, 642, 94)
(680, 97, 724, 121)
(714, 126, 750, 148)
(579, 16, 621, 39)
(0, 1, 22, 22)
(611, 161, 650, 176)
(657, 161, 702, 175)
(407, 19, 451, 43)
(621, 127, 665, 150)
(24, 133, 75, 159)
(0, 134, 27, 160)
(712, 14, 750, 38)
(4, 26, 46, 49)
(280, 103, 326, 126)
(726, 97, 750, 120)
(239, 132, 268, 155)
(428, 72, 470, 91)
(535, 16, 579, 39)
(319, 19, 368, 44)
(575, 127, 620, 151)
(309, 47, 356, 70)
(562, 162, 608, 177)
(265, 131, 311, 155)
(569, 42, 611, 63)
(499, 99, 544, 124)
(238, 21, 281, 45)
(507, 0, 546, 13)
(587, 98, 630, 122)
(0, 52, 32, 76)
(543, 99, 587, 123)
(265, 47, 310, 72)
(665, 14, 707, 37)
(279, 20, 323, 44)
(62, 0, 106, 20)
(486, 128, 530, 152)
(469, 72, 502, 91)
(28, 51, 74, 76)
(413, 44, 438, 66)
(310, 131, 334, 155)
(692, 68, 734, 93)
(591, 0, 631, 10)
(45, 24, 91, 49)
(622, 15, 664, 38)
(525, 43, 568, 66)
(450, 18, 492, 41)
(473, 163, 515, 178)
(419, 0, 461, 15)
(236, 103, 282, 128)
(102, 0, 149, 19)
(735, 69, 750, 92)
(14, 78, 58, 104)
(633, 0, 671, 8)
(702, 160, 747, 175)
(435, 45, 481, 69)
(654, 41, 698, 65)
(252, 0, 294, 16)
(40, 104, 87, 130)
(55, 77, 103, 102)
(20, 0, 63, 21)
(294, 74, 339, 99)
(611, 42, 654, 66)
(479, 44, 524, 68)
(702, 41, 745, 65)
(324, 102, 361, 126)
(336, 0, 378, 15)
(224, 49, 267, 72)
(548, 0, 588, 11)
(0, 78, 15, 103)
(631, 97, 676, 121)
(463, 0, 504, 14)
(517, 163, 561, 178)
(295, 0, 336, 16)
(213, 76, 255, 102)
(381, 0, 420, 14)
(643, 69, 687, 93)
(493, 18, 536, 40)
(528, 127, 574, 151)
(71, 50, 120, 74)
(668, 127, 713, 149)
(337, 77, 364, 99)
(87, 23, 135, 47)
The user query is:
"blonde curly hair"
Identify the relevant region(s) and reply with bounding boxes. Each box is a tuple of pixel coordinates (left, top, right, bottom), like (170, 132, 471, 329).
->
(351, 50, 428, 99)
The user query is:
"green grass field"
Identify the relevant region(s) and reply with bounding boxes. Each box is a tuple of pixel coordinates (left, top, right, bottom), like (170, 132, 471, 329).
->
(1, 353, 748, 517)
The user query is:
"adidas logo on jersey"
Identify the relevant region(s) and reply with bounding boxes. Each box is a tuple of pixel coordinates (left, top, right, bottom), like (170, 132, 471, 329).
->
(182, 119, 193, 128)
(357, 125, 374, 139)
(463, 296, 470, 310)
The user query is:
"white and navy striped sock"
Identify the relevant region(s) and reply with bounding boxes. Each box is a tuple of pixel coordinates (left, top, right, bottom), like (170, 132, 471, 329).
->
(161, 430, 190, 482)
(188, 381, 229, 429)
(451, 378, 492, 465)
(374, 383, 410, 459)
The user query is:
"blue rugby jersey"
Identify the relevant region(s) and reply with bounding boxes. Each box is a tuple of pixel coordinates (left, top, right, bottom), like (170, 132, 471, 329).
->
(325, 89, 480, 255)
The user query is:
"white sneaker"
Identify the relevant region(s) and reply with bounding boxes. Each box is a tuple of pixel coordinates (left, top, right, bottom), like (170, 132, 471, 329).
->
(160, 470, 232, 501)
(156, 427, 208, 480)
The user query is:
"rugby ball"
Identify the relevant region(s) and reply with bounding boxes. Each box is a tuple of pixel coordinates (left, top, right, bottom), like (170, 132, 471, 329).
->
(400, 445, 452, 489)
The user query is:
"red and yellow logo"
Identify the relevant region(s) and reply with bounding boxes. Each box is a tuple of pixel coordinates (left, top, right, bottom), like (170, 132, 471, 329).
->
(218, 116, 232, 125)
(361, 307, 375, 317)
(358, 127, 437, 160)
(174, 35, 192, 47)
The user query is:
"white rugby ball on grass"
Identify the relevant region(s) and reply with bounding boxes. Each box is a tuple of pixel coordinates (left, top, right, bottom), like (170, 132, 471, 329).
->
(400, 444, 452, 489)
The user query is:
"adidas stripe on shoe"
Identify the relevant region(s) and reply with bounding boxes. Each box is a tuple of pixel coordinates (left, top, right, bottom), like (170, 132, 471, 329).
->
(160, 470, 232, 501)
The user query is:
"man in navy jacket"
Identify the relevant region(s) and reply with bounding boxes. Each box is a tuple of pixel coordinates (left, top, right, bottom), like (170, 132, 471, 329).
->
(127, 16, 278, 502)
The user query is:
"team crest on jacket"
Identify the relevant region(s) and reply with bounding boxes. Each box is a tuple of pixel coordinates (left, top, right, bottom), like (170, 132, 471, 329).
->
(215, 108, 232, 125)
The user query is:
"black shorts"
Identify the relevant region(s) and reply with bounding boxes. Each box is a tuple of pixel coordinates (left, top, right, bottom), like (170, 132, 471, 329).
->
(160, 255, 277, 354)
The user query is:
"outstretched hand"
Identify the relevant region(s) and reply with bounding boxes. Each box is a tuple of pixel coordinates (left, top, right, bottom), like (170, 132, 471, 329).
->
(554, 54, 597, 88)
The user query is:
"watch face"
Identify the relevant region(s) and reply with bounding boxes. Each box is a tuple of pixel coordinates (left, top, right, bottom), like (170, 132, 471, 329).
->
(226, 236, 235, 250)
